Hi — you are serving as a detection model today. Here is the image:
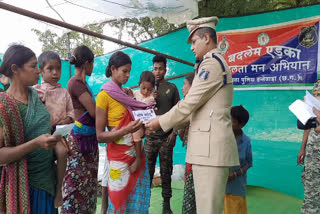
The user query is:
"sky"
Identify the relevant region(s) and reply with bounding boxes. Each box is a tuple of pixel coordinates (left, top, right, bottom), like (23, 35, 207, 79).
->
(0, 5, 121, 56)
(0, 9, 45, 55)
(0, 0, 198, 56)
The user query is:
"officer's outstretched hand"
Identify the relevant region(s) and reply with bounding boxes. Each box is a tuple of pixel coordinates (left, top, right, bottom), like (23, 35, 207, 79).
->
(145, 116, 161, 133)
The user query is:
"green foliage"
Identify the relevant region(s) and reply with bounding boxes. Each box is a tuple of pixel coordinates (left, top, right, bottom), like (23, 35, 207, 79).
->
(32, 0, 320, 56)
(81, 24, 105, 56)
(32, 23, 105, 58)
(108, 17, 184, 43)
(199, 0, 320, 17)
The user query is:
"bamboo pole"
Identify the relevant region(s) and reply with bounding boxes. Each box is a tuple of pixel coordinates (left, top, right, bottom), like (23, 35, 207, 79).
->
(0, 2, 194, 67)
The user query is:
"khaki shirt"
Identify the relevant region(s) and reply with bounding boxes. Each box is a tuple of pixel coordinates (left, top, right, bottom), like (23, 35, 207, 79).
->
(159, 48, 239, 167)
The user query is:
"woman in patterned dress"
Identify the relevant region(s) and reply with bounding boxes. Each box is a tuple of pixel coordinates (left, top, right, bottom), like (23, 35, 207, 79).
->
(61, 45, 98, 214)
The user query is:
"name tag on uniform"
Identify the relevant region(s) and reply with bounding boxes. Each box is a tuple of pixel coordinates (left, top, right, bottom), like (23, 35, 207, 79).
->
(132, 109, 156, 124)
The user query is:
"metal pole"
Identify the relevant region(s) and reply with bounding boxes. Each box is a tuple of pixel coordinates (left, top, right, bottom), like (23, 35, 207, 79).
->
(45, 0, 73, 78)
(0, 2, 194, 67)
(67, 32, 72, 78)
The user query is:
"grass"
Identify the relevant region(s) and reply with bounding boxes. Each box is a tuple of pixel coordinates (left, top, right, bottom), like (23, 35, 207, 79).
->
(95, 181, 303, 214)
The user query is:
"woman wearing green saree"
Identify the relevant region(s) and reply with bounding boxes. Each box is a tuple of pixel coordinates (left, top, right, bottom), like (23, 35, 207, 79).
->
(0, 45, 61, 214)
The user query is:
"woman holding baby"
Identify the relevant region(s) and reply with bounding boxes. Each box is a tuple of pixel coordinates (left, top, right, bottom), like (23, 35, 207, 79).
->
(96, 51, 153, 214)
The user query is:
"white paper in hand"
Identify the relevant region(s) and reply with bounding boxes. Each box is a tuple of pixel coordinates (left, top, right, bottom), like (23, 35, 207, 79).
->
(53, 123, 74, 136)
(132, 109, 156, 124)
(305, 90, 320, 110)
(289, 100, 316, 125)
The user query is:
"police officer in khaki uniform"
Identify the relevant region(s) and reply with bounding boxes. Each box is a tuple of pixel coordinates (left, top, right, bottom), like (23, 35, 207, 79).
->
(146, 16, 239, 214)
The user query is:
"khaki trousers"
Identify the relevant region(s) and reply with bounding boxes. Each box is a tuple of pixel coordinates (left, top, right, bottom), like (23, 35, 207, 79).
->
(193, 165, 229, 214)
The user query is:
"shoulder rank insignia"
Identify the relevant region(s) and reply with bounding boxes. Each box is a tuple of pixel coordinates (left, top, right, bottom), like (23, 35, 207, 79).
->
(198, 68, 210, 81)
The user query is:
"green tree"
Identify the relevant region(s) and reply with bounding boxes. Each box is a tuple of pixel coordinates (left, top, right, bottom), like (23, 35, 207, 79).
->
(108, 17, 184, 44)
(111, 0, 319, 43)
(32, 23, 105, 59)
(198, 0, 320, 17)
(32, 17, 181, 56)
(32, 0, 320, 56)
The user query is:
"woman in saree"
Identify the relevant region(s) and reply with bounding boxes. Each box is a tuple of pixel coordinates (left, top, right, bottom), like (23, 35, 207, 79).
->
(0, 44, 61, 214)
(96, 51, 152, 213)
(61, 45, 98, 214)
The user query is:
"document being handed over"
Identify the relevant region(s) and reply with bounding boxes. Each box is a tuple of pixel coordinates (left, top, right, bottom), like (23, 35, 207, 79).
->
(289, 91, 320, 125)
(132, 109, 156, 124)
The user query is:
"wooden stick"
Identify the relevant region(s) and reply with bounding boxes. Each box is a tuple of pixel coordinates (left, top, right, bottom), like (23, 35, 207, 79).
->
(0, 2, 194, 67)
